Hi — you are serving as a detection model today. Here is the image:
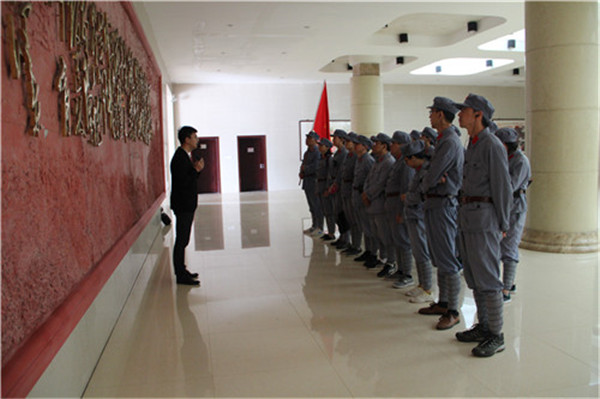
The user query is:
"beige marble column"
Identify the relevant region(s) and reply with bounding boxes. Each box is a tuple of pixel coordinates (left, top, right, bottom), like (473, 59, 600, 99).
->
(351, 63, 383, 136)
(521, 1, 599, 253)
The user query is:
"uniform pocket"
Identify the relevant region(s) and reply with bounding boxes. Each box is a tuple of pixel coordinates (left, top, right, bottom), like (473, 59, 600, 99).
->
(459, 203, 498, 232)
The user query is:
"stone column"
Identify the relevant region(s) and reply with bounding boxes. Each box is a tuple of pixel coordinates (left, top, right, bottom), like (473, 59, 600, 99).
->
(521, 1, 599, 253)
(351, 63, 383, 136)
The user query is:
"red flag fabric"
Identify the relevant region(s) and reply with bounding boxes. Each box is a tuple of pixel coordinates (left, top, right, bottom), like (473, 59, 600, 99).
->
(313, 81, 330, 140)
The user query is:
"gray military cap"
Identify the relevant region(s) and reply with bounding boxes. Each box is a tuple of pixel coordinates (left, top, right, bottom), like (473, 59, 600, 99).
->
(306, 130, 320, 141)
(454, 93, 495, 123)
(372, 132, 392, 145)
(421, 127, 437, 142)
(332, 129, 348, 140)
(403, 140, 426, 157)
(409, 130, 421, 141)
(495, 127, 519, 143)
(356, 135, 373, 150)
(347, 132, 359, 143)
(319, 137, 333, 149)
(392, 130, 411, 145)
(427, 96, 459, 114)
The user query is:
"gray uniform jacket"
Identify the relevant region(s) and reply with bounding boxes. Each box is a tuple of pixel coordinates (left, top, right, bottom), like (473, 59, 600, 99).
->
(331, 146, 348, 189)
(364, 152, 395, 214)
(384, 156, 415, 214)
(422, 126, 463, 200)
(460, 128, 512, 232)
(340, 152, 357, 196)
(404, 162, 429, 220)
(300, 145, 319, 190)
(352, 153, 375, 205)
(508, 150, 531, 215)
(316, 153, 332, 194)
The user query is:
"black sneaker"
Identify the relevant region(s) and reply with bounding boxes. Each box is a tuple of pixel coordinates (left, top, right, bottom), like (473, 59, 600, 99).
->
(176, 275, 200, 286)
(321, 234, 335, 241)
(503, 293, 512, 303)
(472, 333, 505, 357)
(456, 324, 490, 343)
(343, 247, 361, 256)
(354, 251, 370, 262)
(510, 284, 517, 293)
(377, 264, 396, 278)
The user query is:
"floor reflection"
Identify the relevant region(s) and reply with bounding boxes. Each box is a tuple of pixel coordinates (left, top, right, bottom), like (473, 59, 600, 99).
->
(194, 202, 224, 251)
(240, 194, 270, 249)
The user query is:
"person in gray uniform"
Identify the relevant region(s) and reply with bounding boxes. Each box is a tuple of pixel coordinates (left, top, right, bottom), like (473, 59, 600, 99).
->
(410, 129, 421, 142)
(494, 127, 531, 302)
(300, 131, 323, 235)
(329, 129, 350, 249)
(402, 139, 435, 303)
(352, 135, 377, 264)
(418, 97, 464, 331)
(420, 126, 437, 158)
(340, 132, 362, 256)
(453, 94, 512, 357)
(378, 131, 416, 288)
(316, 138, 336, 241)
(362, 133, 396, 270)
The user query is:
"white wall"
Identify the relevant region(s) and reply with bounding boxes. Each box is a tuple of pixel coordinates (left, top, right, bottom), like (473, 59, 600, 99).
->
(173, 83, 525, 193)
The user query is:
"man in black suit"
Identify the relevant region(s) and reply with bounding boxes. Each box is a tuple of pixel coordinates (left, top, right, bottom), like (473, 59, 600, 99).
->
(171, 126, 205, 286)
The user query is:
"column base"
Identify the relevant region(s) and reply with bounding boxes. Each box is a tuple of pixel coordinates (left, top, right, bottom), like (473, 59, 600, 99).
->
(520, 228, 599, 253)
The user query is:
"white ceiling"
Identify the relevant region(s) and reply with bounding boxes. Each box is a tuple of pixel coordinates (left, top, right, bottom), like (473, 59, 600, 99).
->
(135, 1, 525, 86)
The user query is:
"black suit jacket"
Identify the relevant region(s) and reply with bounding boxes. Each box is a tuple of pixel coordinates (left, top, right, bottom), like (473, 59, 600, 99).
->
(170, 147, 201, 213)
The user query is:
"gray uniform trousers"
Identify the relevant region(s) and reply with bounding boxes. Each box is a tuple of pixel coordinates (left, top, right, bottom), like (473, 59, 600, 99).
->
(301, 146, 322, 229)
(459, 128, 512, 335)
(421, 126, 464, 311)
(405, 164, 433, 290)
(353, 191, 376, 252)
(500, 149, 531, 290)
(343, 195, 362, 249)
(383, 198, 413, 273)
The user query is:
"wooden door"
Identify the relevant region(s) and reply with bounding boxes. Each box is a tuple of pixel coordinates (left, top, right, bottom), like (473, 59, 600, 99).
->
(237, 136, 267, 192)
(192, 137, 220, 193)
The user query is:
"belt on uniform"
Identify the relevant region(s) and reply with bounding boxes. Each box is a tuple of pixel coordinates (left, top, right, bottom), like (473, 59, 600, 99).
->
(425, 193, 453, 199)
(317, 178, 327, 182)
(461, 196, 493, 204)
(513, 189, 526, 198)
(304, 173, 316, 178)
(353, 186, 364, 193)
(386, 192, 400, 198)
(343, 179, 353, 183)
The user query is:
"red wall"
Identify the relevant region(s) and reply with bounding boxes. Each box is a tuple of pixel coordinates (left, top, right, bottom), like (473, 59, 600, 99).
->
(1, 0, 164, 368)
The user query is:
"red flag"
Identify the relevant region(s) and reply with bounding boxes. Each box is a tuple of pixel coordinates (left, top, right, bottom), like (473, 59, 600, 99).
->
(313, 81, 330, 140)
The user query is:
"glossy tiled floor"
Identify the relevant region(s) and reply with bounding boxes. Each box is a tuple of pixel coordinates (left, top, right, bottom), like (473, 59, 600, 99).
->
(84, 191, 599, 397)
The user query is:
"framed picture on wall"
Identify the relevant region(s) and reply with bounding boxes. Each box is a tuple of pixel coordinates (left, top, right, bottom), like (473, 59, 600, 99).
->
(298, 119, 351, 160)
(494, 119, 526, 150)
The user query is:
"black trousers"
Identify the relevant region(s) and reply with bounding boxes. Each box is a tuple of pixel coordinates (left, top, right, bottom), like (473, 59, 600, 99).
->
(173, 211, 195, 277)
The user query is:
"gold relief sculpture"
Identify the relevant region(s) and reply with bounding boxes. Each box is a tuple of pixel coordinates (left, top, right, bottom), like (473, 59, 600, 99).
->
(53, 56, 70, 136)
(18, 3, 42, 137)
(5, 1, 155, 145)
(3, 14, 21, 79)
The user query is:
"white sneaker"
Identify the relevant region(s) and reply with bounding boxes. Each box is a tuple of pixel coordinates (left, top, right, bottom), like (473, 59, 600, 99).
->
(409, 289, 434, 303)
(405, 286, 423, 297)
(311, 229, 324, 237)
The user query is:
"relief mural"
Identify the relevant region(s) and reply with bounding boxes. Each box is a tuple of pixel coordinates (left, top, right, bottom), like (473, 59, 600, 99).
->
(4, 1, 155, 146)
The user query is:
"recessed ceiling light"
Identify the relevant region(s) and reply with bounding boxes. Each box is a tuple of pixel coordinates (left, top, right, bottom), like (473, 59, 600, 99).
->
(411, 58, 514, 76)
(479, 29, 525, 52)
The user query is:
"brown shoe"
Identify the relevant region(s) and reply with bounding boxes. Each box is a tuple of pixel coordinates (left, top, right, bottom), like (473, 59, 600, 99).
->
(418, 302, 448, 315)
(436, 311, 460, 330)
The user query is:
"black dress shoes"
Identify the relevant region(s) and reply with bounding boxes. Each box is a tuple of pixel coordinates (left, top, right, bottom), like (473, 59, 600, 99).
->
(186, 270, 199, 279)
(177, 275, 200, 286)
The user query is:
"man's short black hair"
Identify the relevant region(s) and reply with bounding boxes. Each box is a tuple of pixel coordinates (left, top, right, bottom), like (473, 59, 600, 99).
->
(505, 141, 519, 155)
(178, 126, 197, 145)
(441, 110, 455, 123)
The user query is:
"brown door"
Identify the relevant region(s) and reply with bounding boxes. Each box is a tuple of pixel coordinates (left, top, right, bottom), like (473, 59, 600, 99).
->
(192, 137, 221, 193)
(237, 136, 267, 192)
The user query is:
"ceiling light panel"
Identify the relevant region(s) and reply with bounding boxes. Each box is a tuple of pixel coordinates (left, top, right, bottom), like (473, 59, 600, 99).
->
(410, 57, 514, 76)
